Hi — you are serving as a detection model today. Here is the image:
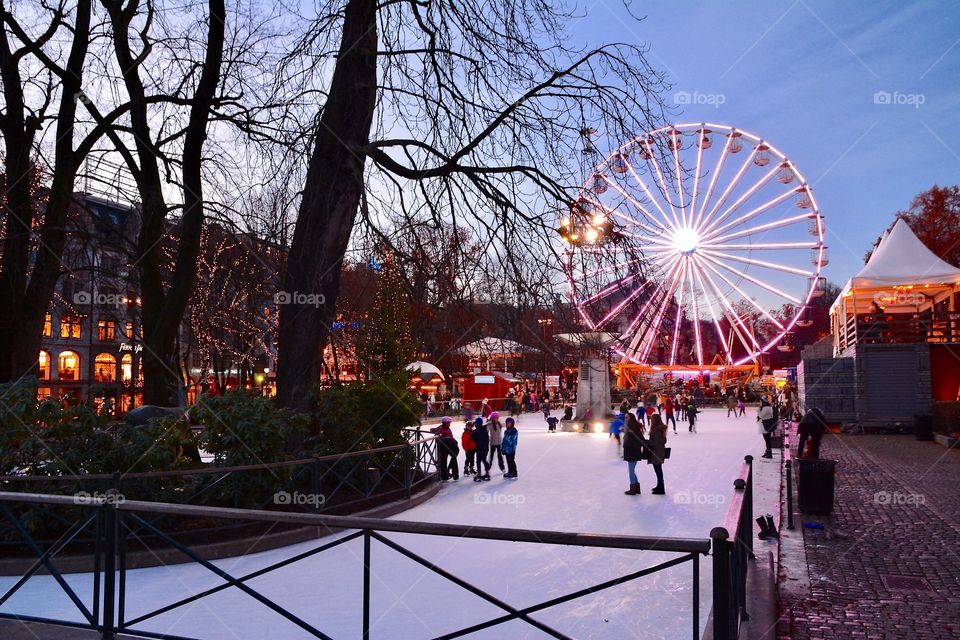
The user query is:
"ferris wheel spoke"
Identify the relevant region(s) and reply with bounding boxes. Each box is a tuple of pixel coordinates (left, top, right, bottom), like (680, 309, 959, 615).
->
(688, 129, 708, 231)
(639, 260, 686, 362)
(700, 191, 800, 244)
(643, 139, 682, 229)
(668, 260, 688, 366)
(699, 163, 781, 239)
(671, 130, 687, 227)
(625, 158, 675, 231)
(707, 241, 818, 250)
(687, 260, 704, 365)
(594, 278, 658, 331)
(695, 149, 756, 235)
(696, 131, 732, 221)
(620, 254, 683, 356)
(579, 271, 645, 306)
(697, 248, 814, 277)
(598, 176, 670, 233)
(695, 261, 763, 354)
(696, 254, 793, 321)
(691, 264, 734, 364)
(627, 257, 683, 362)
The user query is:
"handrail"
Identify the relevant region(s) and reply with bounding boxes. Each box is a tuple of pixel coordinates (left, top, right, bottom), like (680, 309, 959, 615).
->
(0, 436, 439, 482)
(711, 455, 754, 640)
(784, 426, 794, 530)
(0, 491, 710, 554)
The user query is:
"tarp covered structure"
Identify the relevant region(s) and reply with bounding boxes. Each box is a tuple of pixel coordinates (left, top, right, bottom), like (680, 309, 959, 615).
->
(830, 219, 960, 354)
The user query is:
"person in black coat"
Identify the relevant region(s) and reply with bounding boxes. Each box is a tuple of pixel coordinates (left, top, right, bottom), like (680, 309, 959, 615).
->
(622, 413, 645, 495)
(797, 407, 827, 459)
(471, 417, 491, 481)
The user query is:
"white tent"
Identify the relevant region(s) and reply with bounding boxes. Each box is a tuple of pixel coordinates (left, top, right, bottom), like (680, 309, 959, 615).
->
(405, 361, 444, 380)
(830, 218, 960, 353)
(454, 337, 539, 356)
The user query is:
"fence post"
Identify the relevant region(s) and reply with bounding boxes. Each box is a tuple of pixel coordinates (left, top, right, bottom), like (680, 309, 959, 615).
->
(785, 459, 794, 529)
(711, 526, 731, 640)
(101, 501, 117, 640)
(743, 455, 754, 557)
(362, 529, 371, 640)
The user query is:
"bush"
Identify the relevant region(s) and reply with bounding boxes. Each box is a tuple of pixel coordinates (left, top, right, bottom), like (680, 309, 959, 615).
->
(307, 371, 421, 456)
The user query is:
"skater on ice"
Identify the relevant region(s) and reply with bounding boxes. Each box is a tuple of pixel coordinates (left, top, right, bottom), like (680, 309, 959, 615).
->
(502, 417, 519, 478)
(461, 421, 477, 476)
(643, 414, 669, 495)
(471, 417, 492, 481)
(622, 413, 646, 495)
(488, 412, 505, 472)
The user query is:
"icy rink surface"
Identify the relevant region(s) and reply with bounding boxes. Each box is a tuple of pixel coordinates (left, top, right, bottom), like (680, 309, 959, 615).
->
(1, 408, 776, 639)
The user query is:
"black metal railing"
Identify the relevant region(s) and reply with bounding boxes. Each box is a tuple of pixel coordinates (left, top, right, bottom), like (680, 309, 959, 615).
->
(0, 436, 440, 552)
(784, 428, 795, 530)
(710, 455, 754, 640)
(0, 491, 710, 640)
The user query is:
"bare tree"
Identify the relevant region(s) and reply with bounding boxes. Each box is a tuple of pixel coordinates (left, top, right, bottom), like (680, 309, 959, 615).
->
(0, 0, 97, 383)
(276, 0, 668, 410)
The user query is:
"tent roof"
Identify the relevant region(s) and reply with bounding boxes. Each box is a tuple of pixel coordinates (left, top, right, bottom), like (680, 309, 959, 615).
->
(455, 337, 539, 356)
(849, 218, 960, 288)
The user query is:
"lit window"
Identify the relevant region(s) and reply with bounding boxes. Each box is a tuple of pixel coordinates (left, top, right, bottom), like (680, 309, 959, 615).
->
(58, 351, 80, 381)
(43, 313, 52, 337)
(60, 315, 81, 339)
(121, 354, 133, 385)
(125, 322, 134, 339)
(97, 319, 116, 342)
(38, 350, 51, 380)
(94, 353, 117, 383)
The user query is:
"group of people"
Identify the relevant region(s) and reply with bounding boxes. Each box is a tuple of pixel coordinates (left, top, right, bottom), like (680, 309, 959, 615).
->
(618, 393, 701, 434)
(621, 412, 669, 495)
(431, 412, 520, 481)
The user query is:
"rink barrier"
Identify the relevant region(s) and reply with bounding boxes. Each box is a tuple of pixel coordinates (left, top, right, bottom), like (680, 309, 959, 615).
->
(0, 435, 441, 555)
(784, 429, 795, 530)
(0, 490, 711, 640)
(710, 455, 754, 640)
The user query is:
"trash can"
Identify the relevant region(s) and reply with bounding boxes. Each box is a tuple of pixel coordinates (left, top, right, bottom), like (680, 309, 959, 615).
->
(914, 415, 934, 441)
(797, 459, 838, 515)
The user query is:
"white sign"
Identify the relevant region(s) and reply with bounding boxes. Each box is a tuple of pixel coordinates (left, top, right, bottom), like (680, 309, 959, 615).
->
(474, 375, 495, 384)
(546, 375, 560, 387)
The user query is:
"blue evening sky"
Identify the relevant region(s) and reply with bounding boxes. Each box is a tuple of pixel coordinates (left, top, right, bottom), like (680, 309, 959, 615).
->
(574, 0, 960, 286)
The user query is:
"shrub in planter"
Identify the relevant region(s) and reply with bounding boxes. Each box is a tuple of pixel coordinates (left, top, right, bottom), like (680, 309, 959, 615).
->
(192, 391, 308, 507)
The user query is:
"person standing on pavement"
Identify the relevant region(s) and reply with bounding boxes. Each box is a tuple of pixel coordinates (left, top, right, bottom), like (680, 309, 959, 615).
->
(757, 398, 777, 458)
(797, 407, 827, 458)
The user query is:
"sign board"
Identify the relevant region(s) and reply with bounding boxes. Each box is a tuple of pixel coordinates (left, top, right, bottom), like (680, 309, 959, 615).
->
(546, 375, 560, 387)
(474, 375, 495, 384)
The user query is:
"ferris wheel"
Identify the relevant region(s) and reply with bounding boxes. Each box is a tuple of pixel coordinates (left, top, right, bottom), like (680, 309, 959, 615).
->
(562, 123, 827, 366)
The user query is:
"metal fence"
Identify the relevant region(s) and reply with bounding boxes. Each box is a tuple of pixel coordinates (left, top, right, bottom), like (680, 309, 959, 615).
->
(710, 455, 754, 640)
(0, 491, 710, 640)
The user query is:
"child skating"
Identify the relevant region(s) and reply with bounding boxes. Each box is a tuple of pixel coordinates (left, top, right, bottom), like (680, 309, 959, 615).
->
(502, 417, 519, 478)
(471, 417, 492, 481)
(461, 422, 476, 476)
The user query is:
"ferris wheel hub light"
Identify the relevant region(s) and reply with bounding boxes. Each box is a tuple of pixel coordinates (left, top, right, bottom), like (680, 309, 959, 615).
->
(672, 227, 700, 254)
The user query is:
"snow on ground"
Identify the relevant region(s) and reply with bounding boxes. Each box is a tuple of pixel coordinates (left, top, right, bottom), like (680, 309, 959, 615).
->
(0, 408, 777, 639)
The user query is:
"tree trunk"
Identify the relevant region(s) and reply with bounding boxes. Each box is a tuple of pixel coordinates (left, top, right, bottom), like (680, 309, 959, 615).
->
(0, 0, 91, 384)
(276, 0, 377, 412)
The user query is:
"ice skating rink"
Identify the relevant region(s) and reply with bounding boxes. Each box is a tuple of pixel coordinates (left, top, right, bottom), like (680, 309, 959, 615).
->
(1, 408, 777, 639)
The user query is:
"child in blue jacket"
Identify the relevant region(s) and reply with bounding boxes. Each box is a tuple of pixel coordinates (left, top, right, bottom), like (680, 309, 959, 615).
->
(501, 417, 519, 478)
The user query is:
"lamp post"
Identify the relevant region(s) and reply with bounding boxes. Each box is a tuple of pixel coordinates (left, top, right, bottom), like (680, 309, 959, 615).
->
(537, 318, 552, 393)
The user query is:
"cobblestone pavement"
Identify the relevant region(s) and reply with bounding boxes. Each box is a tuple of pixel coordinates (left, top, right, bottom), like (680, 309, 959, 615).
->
(777, 434, 960, 639)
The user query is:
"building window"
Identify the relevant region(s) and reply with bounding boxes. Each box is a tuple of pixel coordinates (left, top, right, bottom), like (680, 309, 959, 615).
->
(38, 350, 51, 380)
(98, 319, 116, 342)
(43, 313, 52, 337)
(94, 353, 117, 383)
(58, 351, 80, 381)
(60, 315, 81, 339)
(125, 322, 134, 339)
(37, 387, 52, 401)
(121, 354, 133, 385)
